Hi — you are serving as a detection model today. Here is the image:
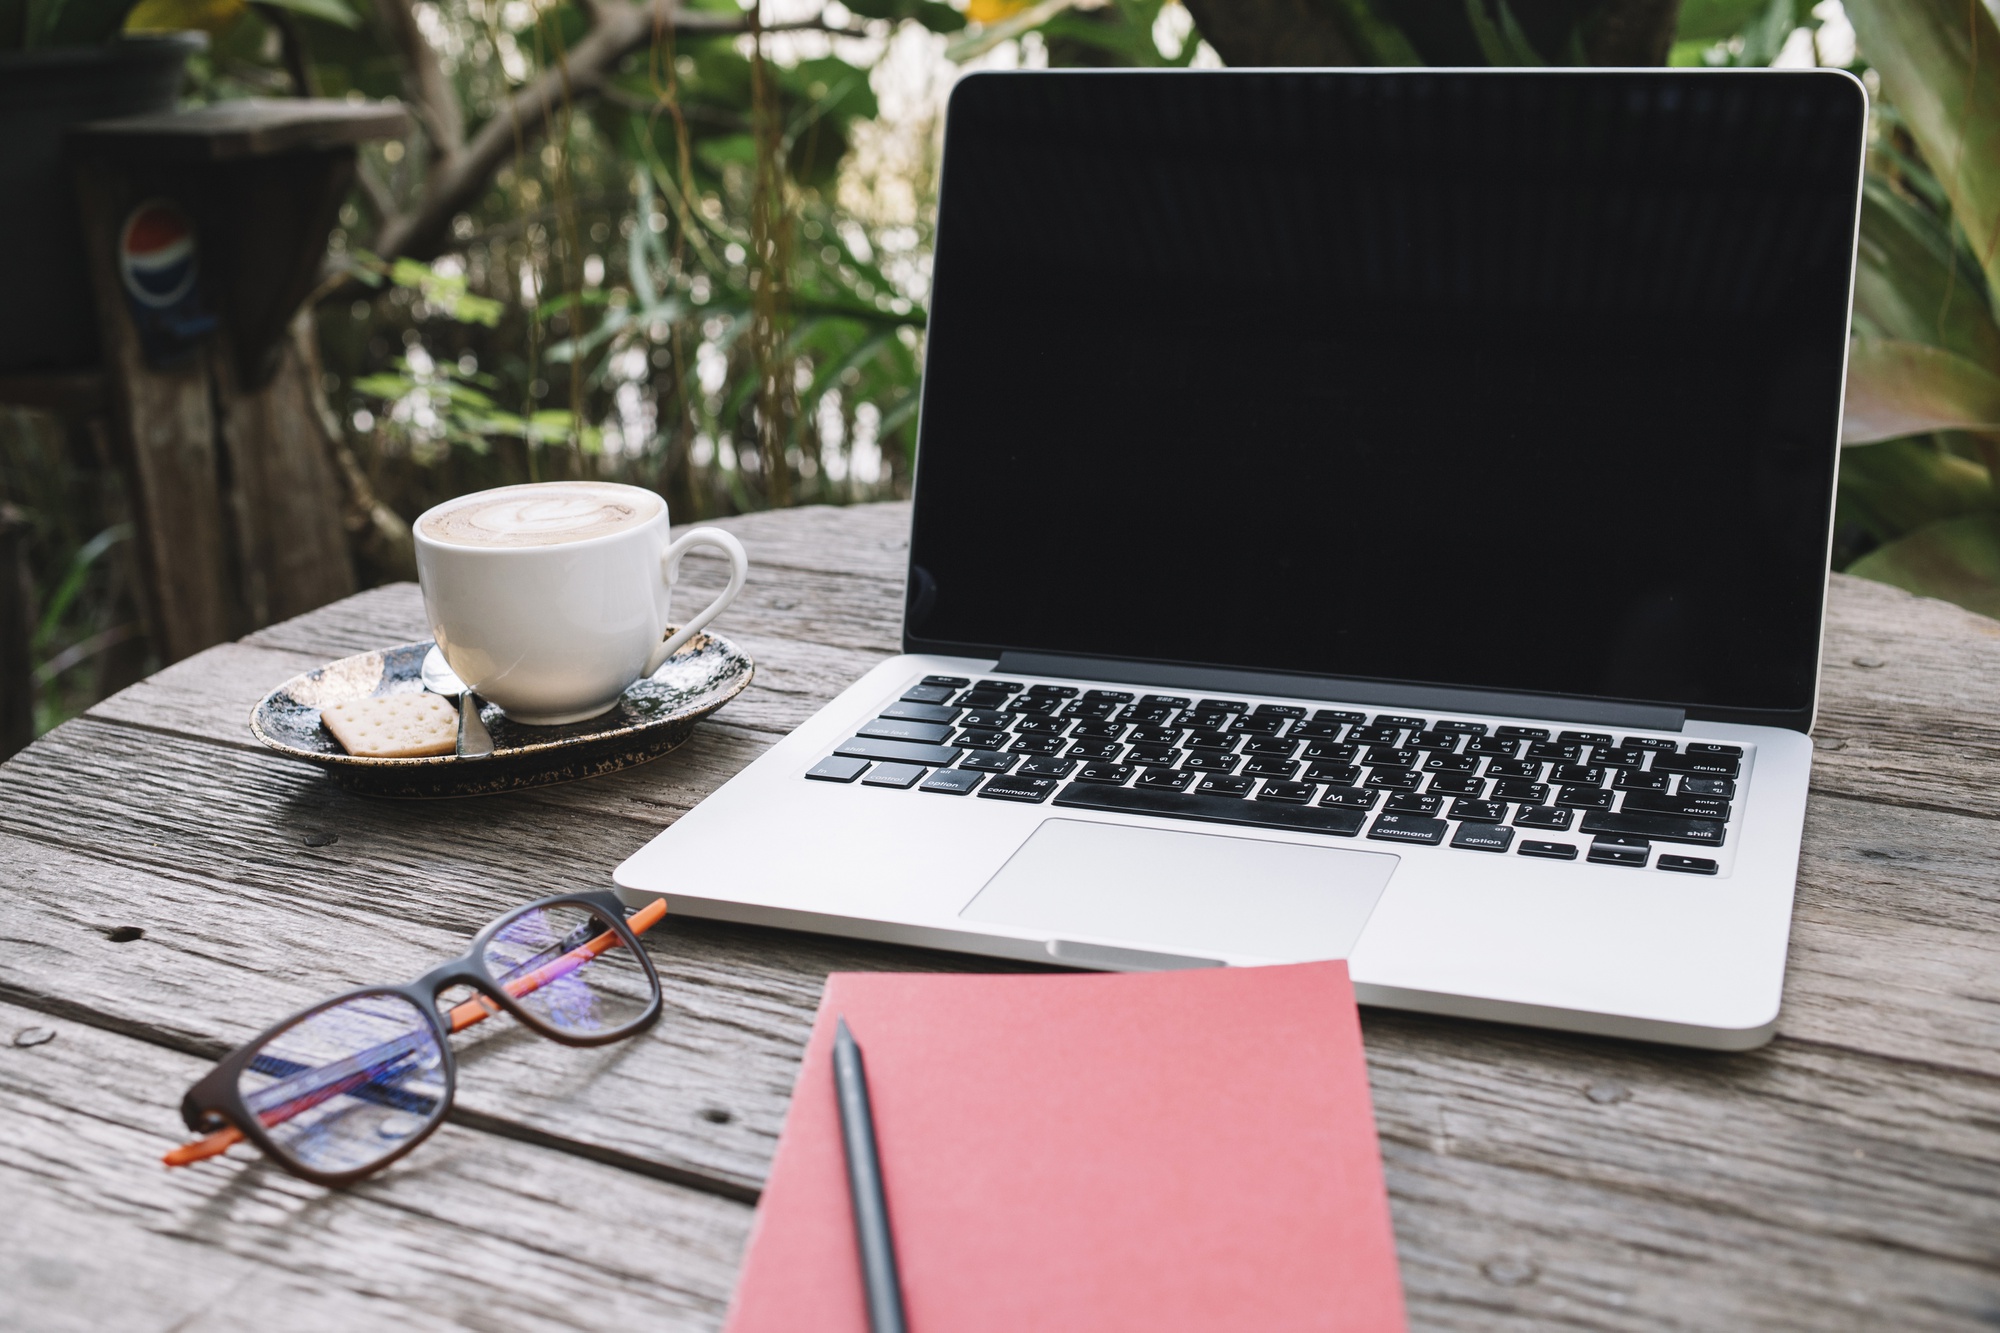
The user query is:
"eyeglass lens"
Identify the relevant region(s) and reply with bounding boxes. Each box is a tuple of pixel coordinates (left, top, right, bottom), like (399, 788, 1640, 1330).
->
(482, 902, 653, 1036)
(236, 991, 448, 1175)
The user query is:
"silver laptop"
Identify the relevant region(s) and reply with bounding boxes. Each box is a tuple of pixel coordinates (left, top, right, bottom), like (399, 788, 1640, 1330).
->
(618, 68, 1868, 1050)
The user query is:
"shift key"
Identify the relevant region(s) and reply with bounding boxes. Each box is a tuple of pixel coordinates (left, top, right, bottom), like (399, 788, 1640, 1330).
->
(835, 736, 963, 767)
(857, 717, 955, 745)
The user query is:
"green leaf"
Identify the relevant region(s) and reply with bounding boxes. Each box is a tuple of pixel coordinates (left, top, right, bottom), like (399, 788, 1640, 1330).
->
(1846, 512, 2000, 619)
(1846, 0, 2000, 310)
(353, 373, 417, 399)
(253, 0, 355, 26)
(912, 0, 965, 32)
(1838, 435, 1991, 543)
(1674, 0, 1768, 41)
(1843, 337, 2000, 444)
(1854, 179, 2000, 368)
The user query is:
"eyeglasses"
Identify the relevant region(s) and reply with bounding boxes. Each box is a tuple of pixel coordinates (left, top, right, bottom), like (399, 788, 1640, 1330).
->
(164, 891, 667, 1186)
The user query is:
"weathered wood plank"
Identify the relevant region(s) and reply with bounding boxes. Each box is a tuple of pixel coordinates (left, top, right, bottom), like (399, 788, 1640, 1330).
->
(0, 999, 750, 1333)
(9, 501, 2000, 1332)
(1814, 572, 2000, 820)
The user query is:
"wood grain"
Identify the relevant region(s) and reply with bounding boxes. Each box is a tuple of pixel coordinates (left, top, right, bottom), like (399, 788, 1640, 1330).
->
(0, 999, 748, 1333)
(5, 500, 1999, 1331)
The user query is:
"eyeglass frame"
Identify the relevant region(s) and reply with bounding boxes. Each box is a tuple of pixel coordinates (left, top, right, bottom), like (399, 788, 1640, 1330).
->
(176, 889, 663, 1188)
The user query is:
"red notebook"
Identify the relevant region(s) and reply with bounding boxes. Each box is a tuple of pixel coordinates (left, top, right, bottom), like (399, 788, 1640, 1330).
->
(725, 962, 1406, 1332)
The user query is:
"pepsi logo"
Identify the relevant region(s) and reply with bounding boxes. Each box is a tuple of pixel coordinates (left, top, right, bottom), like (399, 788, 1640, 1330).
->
(119, 200, 199, 310)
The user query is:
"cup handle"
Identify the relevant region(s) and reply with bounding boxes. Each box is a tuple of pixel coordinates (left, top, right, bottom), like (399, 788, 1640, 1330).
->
(644, 527, 750, 677)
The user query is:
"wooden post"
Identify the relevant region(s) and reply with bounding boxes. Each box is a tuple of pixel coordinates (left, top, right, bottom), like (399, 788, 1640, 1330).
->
(67, 99, 408, 662)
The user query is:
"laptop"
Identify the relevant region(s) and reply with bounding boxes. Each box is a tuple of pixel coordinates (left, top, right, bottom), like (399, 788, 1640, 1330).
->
(618, 68, 1868, 1050)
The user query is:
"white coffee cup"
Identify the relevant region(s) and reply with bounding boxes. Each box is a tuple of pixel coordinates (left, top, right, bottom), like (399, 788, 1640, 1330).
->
(413, 481, 749, 725)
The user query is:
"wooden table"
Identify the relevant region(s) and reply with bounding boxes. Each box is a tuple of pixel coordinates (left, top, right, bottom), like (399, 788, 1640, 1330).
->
(2, 501, 1996, 1331)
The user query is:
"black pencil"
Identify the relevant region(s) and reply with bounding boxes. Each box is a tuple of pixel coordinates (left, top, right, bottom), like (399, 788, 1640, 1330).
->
(833, 1016, 908, 1333)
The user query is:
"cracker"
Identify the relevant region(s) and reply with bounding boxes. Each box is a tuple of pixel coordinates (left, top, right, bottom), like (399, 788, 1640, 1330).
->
(321, 693, 458, 758)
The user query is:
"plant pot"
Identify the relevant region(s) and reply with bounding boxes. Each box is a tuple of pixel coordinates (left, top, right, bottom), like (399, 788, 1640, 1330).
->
(0, 33, 203, 374)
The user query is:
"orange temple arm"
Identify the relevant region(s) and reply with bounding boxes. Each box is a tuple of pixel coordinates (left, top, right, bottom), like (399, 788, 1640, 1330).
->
(164, 897, 669, 1168)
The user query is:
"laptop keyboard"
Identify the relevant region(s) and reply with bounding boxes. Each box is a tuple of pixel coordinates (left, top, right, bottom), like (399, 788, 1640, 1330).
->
(806, 676, 1749, 875)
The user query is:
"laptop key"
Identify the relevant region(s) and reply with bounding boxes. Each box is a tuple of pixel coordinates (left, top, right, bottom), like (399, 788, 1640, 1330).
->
(1364, 747, 1421, 768)
(1467, 736, 1519, 757)
(1228, 715, 1286, 736)
(1071, 721, 1128, 740)
(1348, 725, 1403, 745)
(1619, 791, 1732, 820)
(1242, 735, 1299, 756)
(1196, 775, 1255, 798)
(1128, 726, 1183, 746)
(881, 700, 961, 724)
(954, 729, 1010, 752)
(961, 709, 1013, 730)
(1686, 743, 1744, 758)
(1384, 792, 1443, 815)
(1555, 786, 1615, 810)
(1613, 769, 1669, 792)
(1550, 764, 1605, 786)
(1018, 756, 1078, 778)
(1498, 726, 1551, 740)
(1076, 763, 1137, 785)
(1053, 782, 1366, 837)
(1489, 779, 1548, 804)
(1186, 731, 1238, 752)
(978, 774, 1059, 803)
(1257, 781, 1316, 803)
(1431, 720, 1488, 735)
(858, 717, 954, 745)
(1301, 740, 1358, 761)
(1591, 747, 1647, 769)
(1658, 854, 1720, 875)
(1652, 752, 1741, 778)
(961, 752, 1018, 773)
(1066, 741, 1125, 761)
(900, 684, 956, 705)
(806, 756, 870, 783)
(1514, 805, 1575, 830)
(1518, 840, 1579, 860)
(1527, 741, 1583, 763)
(920, 768, 982, 795)
(1008, 734, 1067, 755)
(1290, 720, 1345, 739)
(1423, 752, 1477, 773)
(1485, 759, 1543, 780)
(1304, 761, 1362, 785)
(921, 675, 971, 689)
(1127, 744, 1179, 766)
(862, 762, 928, 789)
(1014, 717, 1069, 736)
(1318, 786, 1380, 809)
(1680, 777, 1737, 797)
(1558, 731, 1614, 748)
(1622, 736, 1678, 752)
(1364, 768, 1423, 791)
(1243, 757, 1300, 780)
(1136, 767, 1195, 791)
(1450, 822, 1514, 853)
(836, 737, 963, 767)
(1183, 752, 1242, 773)
(1427, 775, 1485, 797)
(1312, 709, 1367, 725)
(1578, 810, 1726, 845)
(1373, 714, 1427, 730)
(977, 679, 1026, 693)
(1587, 840, 1648, 867)
(1254, 704, 1307, 719)
(1448, 798, 1507, 823)
(1367, 812, 1447, 845)
(1409, 730, 1462, 752)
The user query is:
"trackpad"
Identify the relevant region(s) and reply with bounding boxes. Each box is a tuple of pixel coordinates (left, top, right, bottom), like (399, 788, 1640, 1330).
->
(959, 819, 1398, 963)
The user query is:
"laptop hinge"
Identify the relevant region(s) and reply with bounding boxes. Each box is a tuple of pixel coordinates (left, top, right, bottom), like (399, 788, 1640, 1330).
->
(994, 652, 1686, 732)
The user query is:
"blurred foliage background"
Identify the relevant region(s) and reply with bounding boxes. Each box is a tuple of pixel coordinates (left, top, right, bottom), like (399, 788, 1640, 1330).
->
(4, 0, 1997, 740)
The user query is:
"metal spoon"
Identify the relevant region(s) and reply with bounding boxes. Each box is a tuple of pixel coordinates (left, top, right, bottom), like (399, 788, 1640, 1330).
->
(420, 646, 494, 759)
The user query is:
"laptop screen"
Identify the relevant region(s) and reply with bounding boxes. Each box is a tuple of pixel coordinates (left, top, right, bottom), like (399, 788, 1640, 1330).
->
(905, 70, 1866, 727)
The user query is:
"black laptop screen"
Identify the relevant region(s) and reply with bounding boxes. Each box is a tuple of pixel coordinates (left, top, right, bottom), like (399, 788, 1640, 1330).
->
(904, 70, 1866, 725)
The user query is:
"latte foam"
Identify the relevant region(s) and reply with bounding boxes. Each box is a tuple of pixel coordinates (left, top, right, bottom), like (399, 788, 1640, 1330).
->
(420, 483, 662, 548)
